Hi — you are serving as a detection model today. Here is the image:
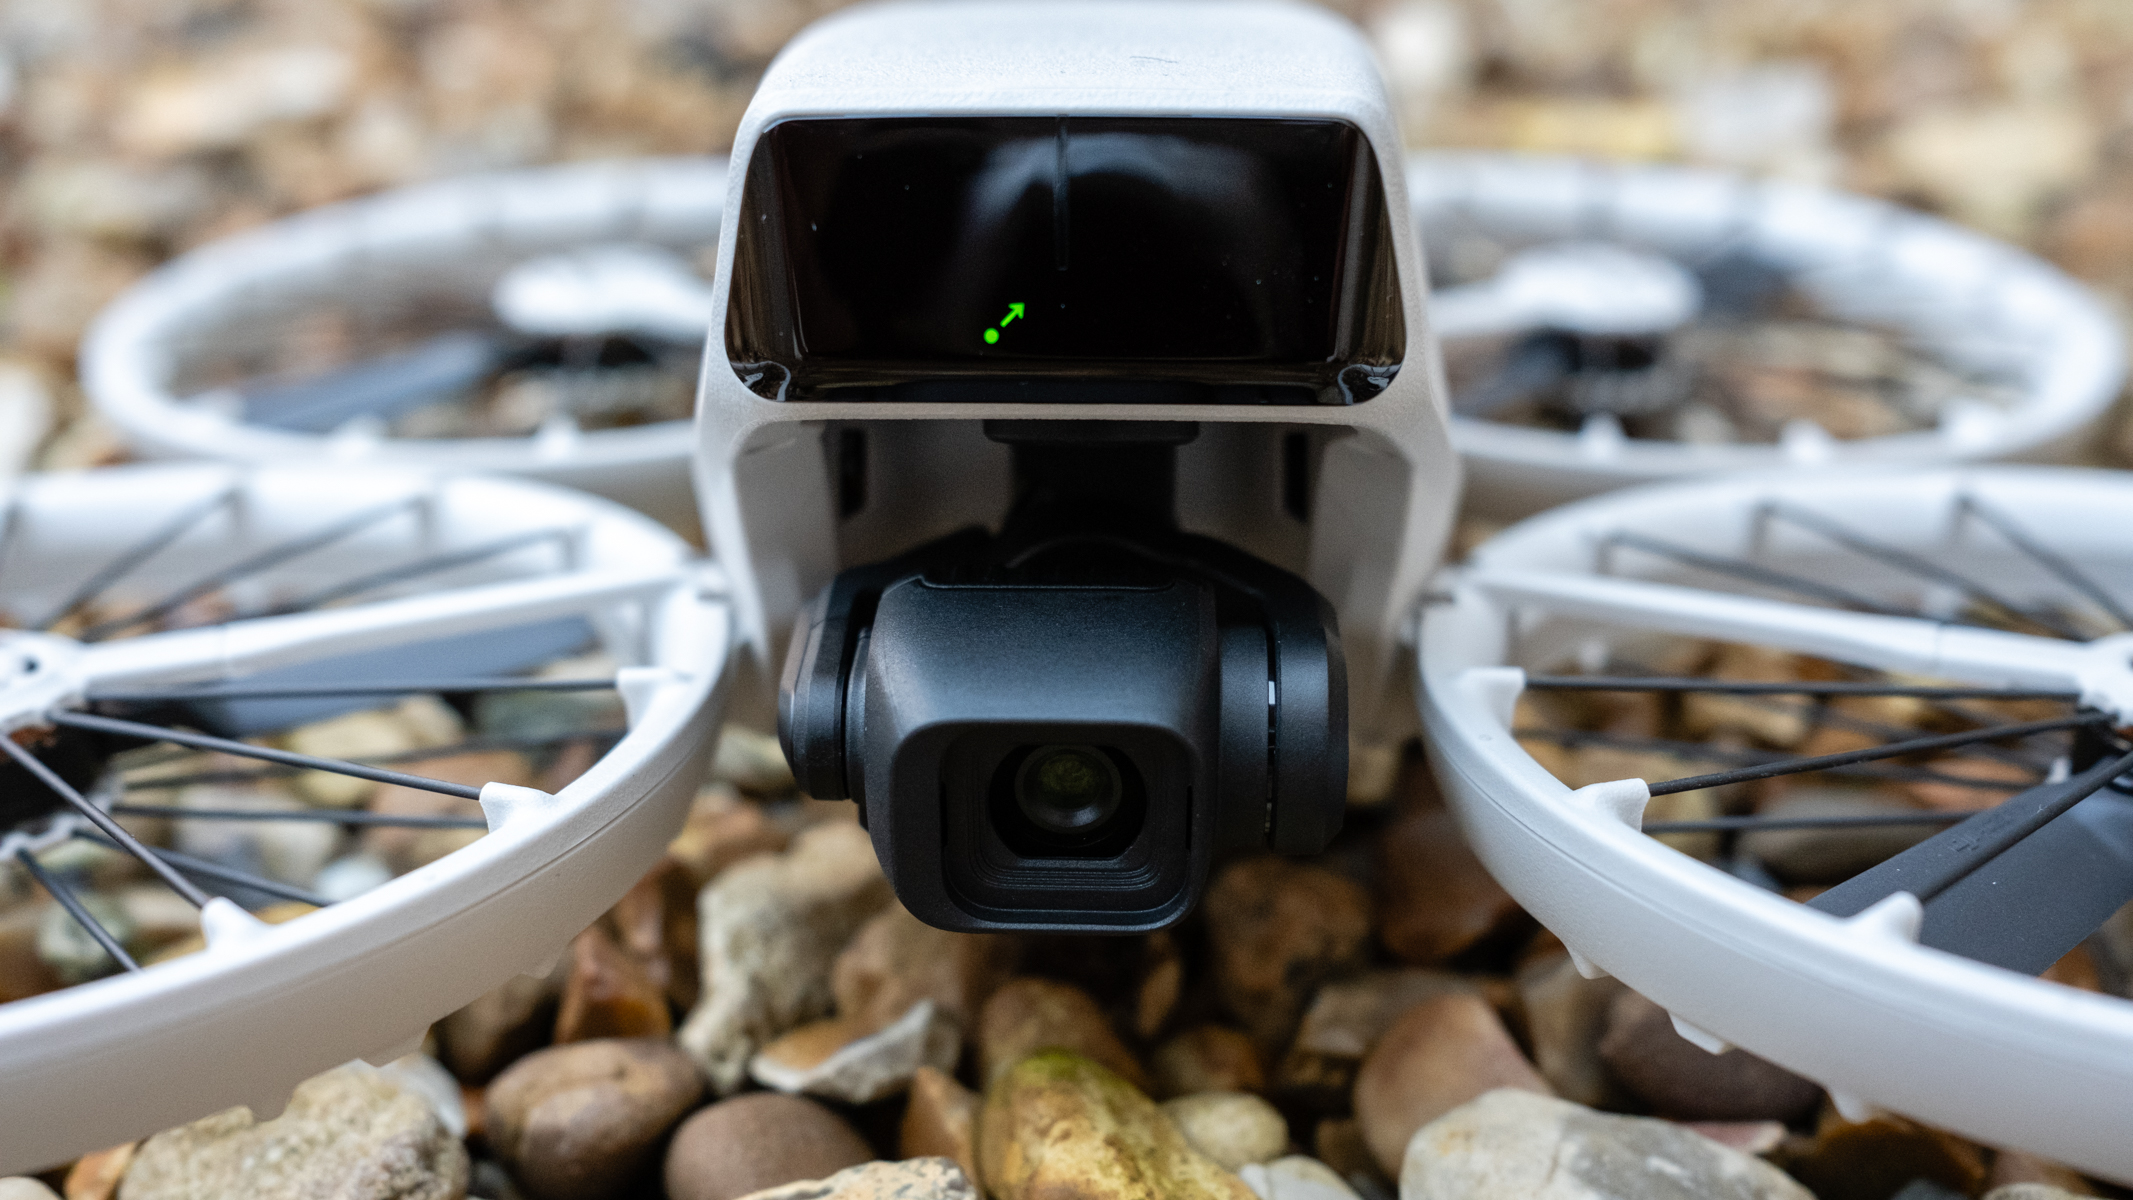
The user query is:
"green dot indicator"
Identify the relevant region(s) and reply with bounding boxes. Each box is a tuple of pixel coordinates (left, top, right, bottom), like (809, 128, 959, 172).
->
(983, 328, 999, 344)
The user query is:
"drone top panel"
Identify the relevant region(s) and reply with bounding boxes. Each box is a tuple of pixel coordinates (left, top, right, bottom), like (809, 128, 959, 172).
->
(725, 116, 1405, 404)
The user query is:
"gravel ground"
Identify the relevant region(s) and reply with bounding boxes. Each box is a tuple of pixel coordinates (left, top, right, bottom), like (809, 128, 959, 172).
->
(3, 2, 2133, 1198)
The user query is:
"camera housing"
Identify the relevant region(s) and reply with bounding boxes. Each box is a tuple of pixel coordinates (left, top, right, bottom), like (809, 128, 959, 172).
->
(696, 0, 1460, 931)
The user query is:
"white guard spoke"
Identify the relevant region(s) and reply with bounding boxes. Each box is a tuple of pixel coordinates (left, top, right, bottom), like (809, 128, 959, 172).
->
(1470, 567, 2106, 701)
(76, 566, 682, 692)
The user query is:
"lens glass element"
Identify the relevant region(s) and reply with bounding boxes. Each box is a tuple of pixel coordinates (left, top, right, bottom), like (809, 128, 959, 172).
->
(1013, 744, 1123, 837)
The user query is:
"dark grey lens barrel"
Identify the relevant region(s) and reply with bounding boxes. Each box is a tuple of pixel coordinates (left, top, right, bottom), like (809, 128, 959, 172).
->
(1014, 745, 1123, 836)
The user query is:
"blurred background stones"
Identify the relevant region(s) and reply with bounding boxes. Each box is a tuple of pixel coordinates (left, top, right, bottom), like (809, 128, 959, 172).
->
(0, 0, 2129, 477)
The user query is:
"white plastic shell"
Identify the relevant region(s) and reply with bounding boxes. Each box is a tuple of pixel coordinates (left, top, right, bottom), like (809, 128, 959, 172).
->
(694, 0, 1462, 741)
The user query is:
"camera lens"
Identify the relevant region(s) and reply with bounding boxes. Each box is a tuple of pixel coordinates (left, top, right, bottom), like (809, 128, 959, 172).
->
(1013, 745, 1123, 837)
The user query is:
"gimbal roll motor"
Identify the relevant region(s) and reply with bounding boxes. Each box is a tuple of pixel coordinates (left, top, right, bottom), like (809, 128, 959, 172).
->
(697, 0, 1460, 931)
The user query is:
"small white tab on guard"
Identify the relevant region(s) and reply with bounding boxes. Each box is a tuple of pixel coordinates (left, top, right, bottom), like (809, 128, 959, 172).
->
(1567, 947, 1610, 980)
(1668, 1012, 1732, 1055)
(200, 897, 272, 949)
(1568, 778, 1650, 830)
(359, 1033, 426, 1068)
(480, 782, 556, 832)
(616, 665, 684, 729)
(1828, 1089, 1876, 1123)
(1459, 665, 1527, 729)
(1846, 892, 1924, 944)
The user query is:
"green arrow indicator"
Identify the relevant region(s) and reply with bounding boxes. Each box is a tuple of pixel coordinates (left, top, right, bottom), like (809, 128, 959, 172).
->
(982, 302, 1026, 346)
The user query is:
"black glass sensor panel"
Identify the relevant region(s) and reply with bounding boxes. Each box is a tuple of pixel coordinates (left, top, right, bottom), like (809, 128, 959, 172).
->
(727, 116, 1404, 404)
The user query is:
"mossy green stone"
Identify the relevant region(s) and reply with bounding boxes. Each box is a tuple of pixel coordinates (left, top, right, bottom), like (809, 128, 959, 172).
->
(979, 1051, 1258, 1200)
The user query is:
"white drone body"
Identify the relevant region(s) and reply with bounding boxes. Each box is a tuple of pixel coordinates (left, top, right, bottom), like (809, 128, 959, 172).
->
(695, 0, 1461, 754)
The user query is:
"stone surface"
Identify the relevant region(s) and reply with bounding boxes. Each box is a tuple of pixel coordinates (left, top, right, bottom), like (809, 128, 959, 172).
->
(1515, 954, 1626, 1109)
(664, 1094, 873, 1200)
(0, 901, 63, 1002)
(979, 1051, 1257, 1200)
(1353, 992, 1552, 1177)
(1153, 1025, 1266, 1098)
(1276, 970, 1478, 1100)
(63, 1141, 133, 1200)
(438, 967, 563, 1086)
(1684, 1121, 1787, 1155)
(605, 856, 701, 1011)
(750, 998, 960, 1104)
(1204, 857, 1371, 1054)
(730, 1158, 978, 1200)
(677, 822, 894, 1094)
(1400, 1090, 1815, 1200)
(484, 1038, 703, 1200)
(377, 1055, 469, 1140)
(1739, 789, 1937, 884)
(1311, 1119, 1378, 1190)
(173, 784, 341, 888)
(712, 725, 797, 794)
(119, 1064, 468, 1200)
(978, 977, 1146, 1089)
(554, 923, 672, 1044)
(1987, 1150, 2094, 1195)
(364, 751, 530, 872)
(284, 710, 428, 807)
(37, 892, 133, 983)
(901, 1065, 982, 1184)
(1596, 991, 1820, 1122)
(1777, 1112, 1990, 1200)
(1375, 763, 1525, 968)
(666, 785, 790, 889)
(832, 903, 1016, 1033)
(1161, 1091, 1291, 1171)
(1238, 1156, 1361, 1200)
(1133, 931, 1184, 1039)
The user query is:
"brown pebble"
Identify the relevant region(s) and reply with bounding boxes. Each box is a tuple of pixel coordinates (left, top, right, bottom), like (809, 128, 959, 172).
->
(977, 977, 1146, 1089)
(1596, 990, 1820, 1122)
(1352, 992, 1552, 1177)
(1152, 1026, 1265, 1099)
(60, 1142, 131, 1200)
(1274, 969, 1478, 1102)
(1133, 931, 1183, 1040)
(1312, 1118, 1381, 1188)
(437, 967, 562, 1086)
(667, 785, 790, 888)
(1515, 954, 1626, 1109)
(1374, 768, 1523, 967)
(832, 902, 1017, 1033)
(1204, 857, 1370, 1054)
(363, 751, 530, 871)
(901, 1065, 981, 1184)
(664, 1093, 872, 1200)
(486, 1038, 705, 1200)
(554, 924, 673, 1044)
(1777, 1110, 1990, 1200)
(606, 856, 701, 1011)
